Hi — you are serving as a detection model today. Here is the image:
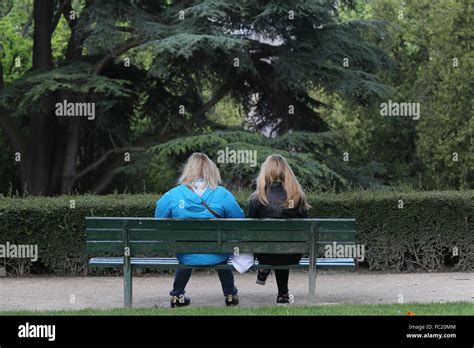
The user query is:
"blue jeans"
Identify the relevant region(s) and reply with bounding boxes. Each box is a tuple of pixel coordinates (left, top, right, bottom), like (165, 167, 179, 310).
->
(170, 268, 237, 297)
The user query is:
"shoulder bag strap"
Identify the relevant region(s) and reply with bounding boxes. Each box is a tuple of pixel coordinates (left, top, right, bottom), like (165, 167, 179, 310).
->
(185, 185, 221, 219)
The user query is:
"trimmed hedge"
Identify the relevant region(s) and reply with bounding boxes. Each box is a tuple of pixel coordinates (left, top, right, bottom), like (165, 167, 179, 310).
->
(308, 190, 474, 272)
(0, 190, 472, 275)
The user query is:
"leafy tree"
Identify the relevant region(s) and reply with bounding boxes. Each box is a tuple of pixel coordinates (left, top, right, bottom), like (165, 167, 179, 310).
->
(323, 0, 473, 189)
(410, 0, 473, 188)
(0, 0, 393, 195)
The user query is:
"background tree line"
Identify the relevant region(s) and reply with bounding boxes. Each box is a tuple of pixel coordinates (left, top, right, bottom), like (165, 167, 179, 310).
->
(0, 0, 472, 196)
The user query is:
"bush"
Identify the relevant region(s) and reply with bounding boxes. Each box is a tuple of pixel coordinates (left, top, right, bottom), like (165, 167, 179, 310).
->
(307, 190, 474, 271)
(0, 194, 156, 275)
(0, 190, 472, 275)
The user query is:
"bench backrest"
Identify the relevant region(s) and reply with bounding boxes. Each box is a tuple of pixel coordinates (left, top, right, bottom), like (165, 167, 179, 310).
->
(86, 218, 356, 256)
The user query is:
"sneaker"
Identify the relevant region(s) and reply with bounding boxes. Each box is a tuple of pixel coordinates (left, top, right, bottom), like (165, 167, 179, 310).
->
(225, 294, 239, 306)
(256, 269, 271, 285)
(276, 293, 290, 304)
(170, 294, 191, 308)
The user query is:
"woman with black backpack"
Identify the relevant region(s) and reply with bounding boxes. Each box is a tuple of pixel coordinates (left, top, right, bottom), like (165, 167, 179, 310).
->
(249, 154, 310, 304)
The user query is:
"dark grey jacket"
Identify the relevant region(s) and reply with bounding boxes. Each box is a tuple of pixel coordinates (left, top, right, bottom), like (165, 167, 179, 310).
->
(248, 182, 308, 219)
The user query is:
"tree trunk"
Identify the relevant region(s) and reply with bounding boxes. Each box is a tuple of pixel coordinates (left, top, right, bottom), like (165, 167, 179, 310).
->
(24, 0, 55, 195)
(61, 118, 81, 194)
(59, 10, 84, 195)
(32, 0, 54, 70)
(48, 117, 69, 194)
(0, 48, 3, 89)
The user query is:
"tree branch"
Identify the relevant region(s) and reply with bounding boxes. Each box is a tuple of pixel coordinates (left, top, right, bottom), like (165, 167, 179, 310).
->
(51, 0, 73, 32)
(249, 41, 281, 61)
(21, 10, 34, 37)
(0, 47, 4, 89)
(89, 157, 124, 194)
(71, 145, 145, 186)
(94, 39, 142, 75)
(191, 76, 240, 120)
(115, 26, 134, 34)
(0, 1, 14, 18)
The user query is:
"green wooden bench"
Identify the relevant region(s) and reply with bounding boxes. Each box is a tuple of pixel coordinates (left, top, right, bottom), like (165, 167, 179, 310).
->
(85, 217, 357, 307)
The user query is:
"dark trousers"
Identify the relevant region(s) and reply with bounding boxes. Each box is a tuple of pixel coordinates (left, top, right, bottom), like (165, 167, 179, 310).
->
(170, 268, 237, 297)
(256, 254, 302, 295)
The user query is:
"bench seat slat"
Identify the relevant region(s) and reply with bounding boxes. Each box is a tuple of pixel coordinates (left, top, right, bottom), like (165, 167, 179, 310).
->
(89, 257, 356, 270)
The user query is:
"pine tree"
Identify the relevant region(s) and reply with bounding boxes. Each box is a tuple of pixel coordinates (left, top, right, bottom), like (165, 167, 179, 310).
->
(143, 130, 386, 192)
(0, 0, 393, 195)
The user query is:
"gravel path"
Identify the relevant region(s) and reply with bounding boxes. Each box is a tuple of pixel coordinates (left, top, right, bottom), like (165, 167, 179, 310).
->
(0, 271, 473, 310)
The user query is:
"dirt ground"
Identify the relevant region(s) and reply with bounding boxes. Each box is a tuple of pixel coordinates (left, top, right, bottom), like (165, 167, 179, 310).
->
(0, 270, 473, 310)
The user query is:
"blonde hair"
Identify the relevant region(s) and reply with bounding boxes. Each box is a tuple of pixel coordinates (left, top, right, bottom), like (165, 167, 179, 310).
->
(178, 152, 221, 189)
(254, 154, 310, 210)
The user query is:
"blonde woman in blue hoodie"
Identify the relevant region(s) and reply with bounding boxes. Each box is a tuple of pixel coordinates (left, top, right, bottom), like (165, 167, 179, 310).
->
(155, 153, 244, 307)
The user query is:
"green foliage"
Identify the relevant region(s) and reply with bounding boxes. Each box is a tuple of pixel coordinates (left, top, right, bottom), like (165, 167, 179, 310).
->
(0, 1, 13, 18)
(0, 0, 397, 196)
(147, 130, 388, 191)
(0, 0, 470, 196)
(408, 1, 473, 189)
(0, 63, 134, 115)
(310, 189, 474, 271)
(0, 194, 156, 275)
(80, 0, 394, 133)
(325, 0, 473, 190)
(0, 189, 472, 274)
(206, 95, 244, 127)
(0, 2, 33, 84)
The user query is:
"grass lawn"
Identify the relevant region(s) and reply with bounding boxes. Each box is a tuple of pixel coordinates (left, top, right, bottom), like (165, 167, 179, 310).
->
(1, 302, 473, 316)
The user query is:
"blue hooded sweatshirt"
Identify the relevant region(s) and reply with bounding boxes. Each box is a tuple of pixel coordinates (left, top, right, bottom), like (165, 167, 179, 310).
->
(155, 184, 244, 265)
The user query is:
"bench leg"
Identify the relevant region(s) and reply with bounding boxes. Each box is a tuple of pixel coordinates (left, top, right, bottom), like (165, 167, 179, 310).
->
(308, 228, 317, 304)
(308, 260, 316, 304)
(124, 261, 133, 308)
(123, 221, 133, 308)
